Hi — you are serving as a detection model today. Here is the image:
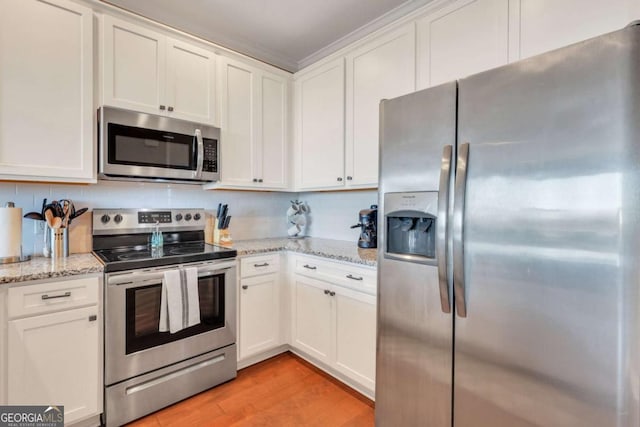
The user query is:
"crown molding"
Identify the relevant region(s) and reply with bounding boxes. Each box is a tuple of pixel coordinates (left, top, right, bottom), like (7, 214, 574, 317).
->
(297, 0, 437, 70)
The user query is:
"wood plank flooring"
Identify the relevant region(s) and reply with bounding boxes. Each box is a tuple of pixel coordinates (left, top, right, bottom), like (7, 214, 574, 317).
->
(128, 352, 375, 426)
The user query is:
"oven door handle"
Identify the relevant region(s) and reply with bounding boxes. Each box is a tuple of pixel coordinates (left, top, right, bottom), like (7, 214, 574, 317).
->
(107, 261, 236, 286)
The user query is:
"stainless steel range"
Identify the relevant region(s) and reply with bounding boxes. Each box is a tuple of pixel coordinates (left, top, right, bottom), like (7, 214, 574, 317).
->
(92, 208, 237, 427)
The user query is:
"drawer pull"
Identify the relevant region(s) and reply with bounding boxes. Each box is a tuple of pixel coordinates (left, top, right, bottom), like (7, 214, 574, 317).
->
(254, 263, 269, 267)
(329, 291, 336, 297)
(242, 285, 248, 290)
(324, 289, 330, 295)
(303, 264, 317, 270)
(41, 291, 71, 300)
(89, 315, 97, 322)
(346, 274, 363, 281)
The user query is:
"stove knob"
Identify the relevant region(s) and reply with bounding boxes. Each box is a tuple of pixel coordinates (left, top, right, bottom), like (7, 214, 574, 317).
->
(101, 214, 111, 224)
(175, 213, 183, 221)
(193, 213, 201, 221)
(185, 213, 192, 221)
(114, 214, 123, 224)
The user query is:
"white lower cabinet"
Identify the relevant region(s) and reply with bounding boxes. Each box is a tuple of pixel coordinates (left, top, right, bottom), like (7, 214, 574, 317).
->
(292, 276, 333, 364)
(291, 255, 377, 397)
(333, 286, 376, 392)
(5, 276, 102, 426)
(238, 254, 285, 363)
(240, 273, 281, 359)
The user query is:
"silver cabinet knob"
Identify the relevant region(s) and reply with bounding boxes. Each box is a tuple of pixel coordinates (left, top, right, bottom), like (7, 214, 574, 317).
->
(337, 177, 343, 182)
(159, 105, 166, 110)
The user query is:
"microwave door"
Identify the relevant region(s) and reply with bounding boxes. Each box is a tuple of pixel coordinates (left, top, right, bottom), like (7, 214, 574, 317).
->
(104, 123, 198, 180)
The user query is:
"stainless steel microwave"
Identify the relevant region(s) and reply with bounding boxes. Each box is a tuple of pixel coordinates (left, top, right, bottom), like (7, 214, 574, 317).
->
(98, 107, 220, 184)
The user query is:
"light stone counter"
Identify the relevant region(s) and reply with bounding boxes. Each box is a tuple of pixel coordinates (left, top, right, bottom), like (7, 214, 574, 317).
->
(231, 237, 377, 267)
(0, 253, 103, 285)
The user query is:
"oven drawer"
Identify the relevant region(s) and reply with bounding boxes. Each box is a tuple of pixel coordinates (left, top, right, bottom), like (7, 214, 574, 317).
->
(8, 276, 100, 319)
(240, 254, 280, 278)
(105, 344, 237, 427)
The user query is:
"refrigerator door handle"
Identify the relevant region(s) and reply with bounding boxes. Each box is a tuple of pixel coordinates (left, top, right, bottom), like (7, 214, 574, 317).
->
(436, 144, 453, 313)
(453, 142, 469, 317)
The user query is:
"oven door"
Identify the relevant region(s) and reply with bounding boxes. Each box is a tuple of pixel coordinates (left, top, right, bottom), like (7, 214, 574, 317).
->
(105, 259, 236, 386)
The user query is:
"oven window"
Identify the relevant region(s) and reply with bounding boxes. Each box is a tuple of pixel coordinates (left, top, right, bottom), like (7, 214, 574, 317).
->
(108, 123, 196, 170)
(125, 274, 225, 354)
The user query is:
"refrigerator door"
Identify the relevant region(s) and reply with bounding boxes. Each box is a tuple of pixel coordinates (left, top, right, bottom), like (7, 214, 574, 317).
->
(454, 25, 640, 427)
(377, 82, 456, 426)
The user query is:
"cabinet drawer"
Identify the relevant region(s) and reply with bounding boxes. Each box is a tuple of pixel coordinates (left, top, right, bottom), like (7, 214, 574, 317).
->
(240, 254, 280, 278)
(295, 255, 376, 295)
(8, 276, 100, 319)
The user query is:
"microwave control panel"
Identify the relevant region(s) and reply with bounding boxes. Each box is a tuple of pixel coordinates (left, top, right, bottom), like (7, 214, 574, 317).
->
(203, 139, 218, 173)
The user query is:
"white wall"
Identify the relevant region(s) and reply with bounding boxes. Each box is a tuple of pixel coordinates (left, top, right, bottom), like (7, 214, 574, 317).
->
(0, 181, 374, 256)
(300, 189, 378, 242)
(0, 181, 293, 256)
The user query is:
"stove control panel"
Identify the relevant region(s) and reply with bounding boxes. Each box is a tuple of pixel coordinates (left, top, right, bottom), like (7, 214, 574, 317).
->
(138, 211, 172, 224)
(93, 208, 207, 235)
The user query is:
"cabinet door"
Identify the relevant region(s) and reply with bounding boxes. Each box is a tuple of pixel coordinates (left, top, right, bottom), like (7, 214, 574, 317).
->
(517, 0, 635, 60)
(346, 24, 416, 187)
(102, 15, 166, 115)
(8, 306, 100, 424)
(0, 0, 94, 182)
(218, 58, 258, 187)
(417, 0, 510, 89)
(166, 38, 217, 125)
(259, 73, 288, 188)
(239, 273, 280, 360)
(295, 58, 346, 190)
(292, 276, 333, 364)
(333, 286, 377, 393)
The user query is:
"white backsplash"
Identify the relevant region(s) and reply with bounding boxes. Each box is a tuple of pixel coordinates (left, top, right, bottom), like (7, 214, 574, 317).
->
(0, 181, 377, 255)
(1, 181, 293, 256)
(299, 190, 378, 243)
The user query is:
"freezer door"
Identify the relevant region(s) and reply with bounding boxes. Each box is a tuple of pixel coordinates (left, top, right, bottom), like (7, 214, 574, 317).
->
(454, 24, 640, 427)
(377, 82, 456, 426)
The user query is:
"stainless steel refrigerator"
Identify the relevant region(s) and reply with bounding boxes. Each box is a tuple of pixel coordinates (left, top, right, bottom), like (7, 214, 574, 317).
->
(376, 23, 640, 427)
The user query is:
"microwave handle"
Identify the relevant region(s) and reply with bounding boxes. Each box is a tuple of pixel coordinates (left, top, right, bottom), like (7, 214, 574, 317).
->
(194, 129, 204, 179)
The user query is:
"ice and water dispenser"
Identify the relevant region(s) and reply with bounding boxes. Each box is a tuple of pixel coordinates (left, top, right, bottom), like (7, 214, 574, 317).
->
(383, 192, 438, 264)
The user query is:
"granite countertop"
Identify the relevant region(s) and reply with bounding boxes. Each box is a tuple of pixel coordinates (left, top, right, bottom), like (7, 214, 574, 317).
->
(232, 237, 377, 267)
(0, 253, 103, 285)
(0, 238, 375, 285)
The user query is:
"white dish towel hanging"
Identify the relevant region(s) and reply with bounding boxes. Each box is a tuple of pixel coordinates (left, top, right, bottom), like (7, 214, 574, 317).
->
(159, 267, 201, 333)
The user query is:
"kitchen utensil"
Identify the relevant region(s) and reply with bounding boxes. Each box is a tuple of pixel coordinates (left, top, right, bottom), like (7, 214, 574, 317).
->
(222, 215, 231, 229)
(23, 211, 44, 221)
(44, 209, 55, 228)
(69, 207, 88, 223)
(62, 200, 71, 228)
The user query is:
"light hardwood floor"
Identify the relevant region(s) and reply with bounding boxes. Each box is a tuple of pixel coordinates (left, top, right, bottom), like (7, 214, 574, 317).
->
(127, 352, 375, 426)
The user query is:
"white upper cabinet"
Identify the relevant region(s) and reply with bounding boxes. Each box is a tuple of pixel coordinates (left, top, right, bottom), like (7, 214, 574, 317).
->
(295, 58, 346, 190)
(417, 0, 510, 89)
(165, 38, 217, 123)
(346, 24, 416, 187)
(102, 16, 217, 125)
(517, 0, 637, 60)
(0, 0, 94, 183)
(215, 57, 288, 189)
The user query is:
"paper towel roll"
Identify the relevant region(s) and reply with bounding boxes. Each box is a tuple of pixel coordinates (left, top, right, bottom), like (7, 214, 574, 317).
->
(0, 207, 22, 259)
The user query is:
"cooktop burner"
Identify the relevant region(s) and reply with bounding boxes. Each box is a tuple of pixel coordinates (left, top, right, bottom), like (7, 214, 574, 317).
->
(91, 208, 237, 273)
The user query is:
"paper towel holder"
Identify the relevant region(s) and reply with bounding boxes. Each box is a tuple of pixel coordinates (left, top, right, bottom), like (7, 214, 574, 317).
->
(0, 201, 31, 264)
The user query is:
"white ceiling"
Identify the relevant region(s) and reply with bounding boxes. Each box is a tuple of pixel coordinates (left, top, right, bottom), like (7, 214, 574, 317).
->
(102, 0, 433, 72)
